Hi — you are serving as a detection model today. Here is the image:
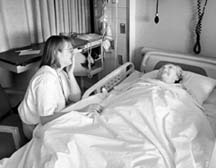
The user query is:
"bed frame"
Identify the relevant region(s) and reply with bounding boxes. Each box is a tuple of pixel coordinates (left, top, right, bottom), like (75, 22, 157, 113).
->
(82, 62, 135, 99)
(82, 49, 216, 167)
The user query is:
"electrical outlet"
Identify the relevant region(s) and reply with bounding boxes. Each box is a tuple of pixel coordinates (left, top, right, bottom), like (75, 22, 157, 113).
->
(120, 23, 125, 34)
(118, 55, 123, 65)
(110, 40, 115, 49)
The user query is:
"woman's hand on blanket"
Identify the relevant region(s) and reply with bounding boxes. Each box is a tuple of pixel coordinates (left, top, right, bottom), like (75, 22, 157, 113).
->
(78, 103, 104, 114)
(79, 104, 103, 118)
(87, 104, 104, 113)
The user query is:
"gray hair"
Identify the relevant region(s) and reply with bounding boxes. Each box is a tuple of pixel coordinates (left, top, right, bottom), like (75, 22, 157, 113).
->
(175, 65, 183, 83)
(157, 64, 183, 83)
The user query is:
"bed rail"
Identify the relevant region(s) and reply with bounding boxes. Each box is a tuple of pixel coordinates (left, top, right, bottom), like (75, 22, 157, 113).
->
(82, 62, 135, 99)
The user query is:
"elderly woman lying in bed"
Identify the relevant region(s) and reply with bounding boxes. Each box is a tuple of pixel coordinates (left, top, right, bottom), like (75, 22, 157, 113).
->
(90, 63, 184, 114)
(0, 63, 214, 168)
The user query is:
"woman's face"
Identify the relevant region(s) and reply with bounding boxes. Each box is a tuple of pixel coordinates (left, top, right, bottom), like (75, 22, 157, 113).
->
(57, 42, 74, 68)
(158, 64, 180, 84)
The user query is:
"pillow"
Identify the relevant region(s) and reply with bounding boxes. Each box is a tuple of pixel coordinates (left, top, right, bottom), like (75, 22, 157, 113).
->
(182, 71, 216, 105)
(141, 70, 159, 79)
(204, 89, 216, 105)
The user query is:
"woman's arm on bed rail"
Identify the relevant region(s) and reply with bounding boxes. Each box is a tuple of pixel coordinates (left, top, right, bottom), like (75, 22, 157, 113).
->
(82, 62, 135, 99)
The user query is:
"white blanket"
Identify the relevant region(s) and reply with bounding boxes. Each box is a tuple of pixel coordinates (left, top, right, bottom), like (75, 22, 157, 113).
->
(0, 78, 215, 168)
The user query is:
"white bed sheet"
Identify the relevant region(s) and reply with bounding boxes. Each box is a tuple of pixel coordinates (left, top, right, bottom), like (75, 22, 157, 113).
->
(117, 70, 216, 168)
(119, 71, 216, 135)
(203, 103, 216, 136)
(0, 71, 215, 168)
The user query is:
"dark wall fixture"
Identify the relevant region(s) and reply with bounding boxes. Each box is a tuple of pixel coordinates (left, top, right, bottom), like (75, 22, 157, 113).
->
(193, 0, 208, 54)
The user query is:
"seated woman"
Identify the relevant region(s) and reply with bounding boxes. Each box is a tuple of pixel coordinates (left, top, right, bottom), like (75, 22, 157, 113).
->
(18, 35, 102, 139)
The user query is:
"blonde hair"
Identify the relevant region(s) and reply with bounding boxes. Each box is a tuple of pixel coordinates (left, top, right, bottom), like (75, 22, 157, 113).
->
(40, 35, 72, 68)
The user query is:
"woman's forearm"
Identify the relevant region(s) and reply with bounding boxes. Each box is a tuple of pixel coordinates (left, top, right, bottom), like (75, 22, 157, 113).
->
(68, 74, 81, 102)
(40, 103, 104, 125)
(40, 112, 68, 125)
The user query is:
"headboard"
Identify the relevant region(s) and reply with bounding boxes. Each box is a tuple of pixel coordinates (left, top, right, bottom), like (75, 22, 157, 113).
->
(140, 50, 216, 79)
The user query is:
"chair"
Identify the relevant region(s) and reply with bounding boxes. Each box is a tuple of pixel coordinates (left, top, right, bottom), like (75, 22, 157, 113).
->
(0, 84, 27, 159)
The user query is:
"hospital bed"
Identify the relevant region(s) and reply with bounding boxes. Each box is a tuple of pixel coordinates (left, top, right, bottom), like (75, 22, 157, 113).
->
(1, 49, 216, 168)
(82, 49, 216, 168)
(83, 50, 216, 98)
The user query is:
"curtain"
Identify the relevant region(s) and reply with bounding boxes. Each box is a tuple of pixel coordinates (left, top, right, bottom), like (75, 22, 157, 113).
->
(0, 0, 91, 52)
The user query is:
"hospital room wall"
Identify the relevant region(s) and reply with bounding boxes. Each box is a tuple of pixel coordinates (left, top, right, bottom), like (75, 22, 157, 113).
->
(128, 0, 216, 69)
(96, 0, 129, 78)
